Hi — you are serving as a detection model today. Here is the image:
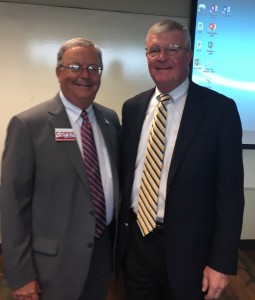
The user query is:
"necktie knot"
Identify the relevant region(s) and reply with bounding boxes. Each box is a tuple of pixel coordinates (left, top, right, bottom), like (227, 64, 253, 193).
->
(159, 93, 171, 102)
(81, 109, 88, 120)
(81, 110, 91, 128)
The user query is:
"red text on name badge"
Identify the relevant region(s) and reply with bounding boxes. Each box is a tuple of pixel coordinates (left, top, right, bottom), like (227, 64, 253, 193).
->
(55, 128, 76, 141)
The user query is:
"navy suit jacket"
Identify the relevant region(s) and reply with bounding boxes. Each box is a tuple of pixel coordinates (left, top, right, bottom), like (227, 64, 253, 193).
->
(117, 82, 244, 299)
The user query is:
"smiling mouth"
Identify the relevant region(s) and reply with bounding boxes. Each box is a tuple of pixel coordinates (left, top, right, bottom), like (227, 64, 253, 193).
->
(157, 67, 172, 71)
(76, 83, 92, 87)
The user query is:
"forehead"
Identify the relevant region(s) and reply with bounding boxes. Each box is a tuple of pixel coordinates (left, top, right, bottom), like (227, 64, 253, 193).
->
(63, 46, 99, 63)
(147, 30, 184, 46)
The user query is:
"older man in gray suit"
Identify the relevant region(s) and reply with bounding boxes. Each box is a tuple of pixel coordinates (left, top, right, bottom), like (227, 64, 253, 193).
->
(0, 38, 120, 300)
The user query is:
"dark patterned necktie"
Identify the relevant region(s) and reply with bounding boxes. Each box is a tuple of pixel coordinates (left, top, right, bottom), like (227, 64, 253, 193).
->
(80, 110, 106, 238)
(137, 94, 171, 236)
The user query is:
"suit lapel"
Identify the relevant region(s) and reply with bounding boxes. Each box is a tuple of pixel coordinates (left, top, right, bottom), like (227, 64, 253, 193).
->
(93, 104, 115, 168)
(48, 95, 91, 194)
(167, 83, 209, 186)
(126, 89, 155, 169)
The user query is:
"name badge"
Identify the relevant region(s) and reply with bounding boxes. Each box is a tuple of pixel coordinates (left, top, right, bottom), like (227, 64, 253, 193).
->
(55, 128, 76, 141)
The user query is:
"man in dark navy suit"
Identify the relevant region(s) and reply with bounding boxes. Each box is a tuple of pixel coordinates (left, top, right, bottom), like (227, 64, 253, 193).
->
(117, 19, 244, 300)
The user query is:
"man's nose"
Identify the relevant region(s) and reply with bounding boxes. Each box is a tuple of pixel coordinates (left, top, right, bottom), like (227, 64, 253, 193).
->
(157, 49, 168, 61)
(79, 67, 91, 77)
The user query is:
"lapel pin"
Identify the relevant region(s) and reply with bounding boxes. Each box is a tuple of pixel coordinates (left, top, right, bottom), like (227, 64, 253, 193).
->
(104, 119, 110, 125)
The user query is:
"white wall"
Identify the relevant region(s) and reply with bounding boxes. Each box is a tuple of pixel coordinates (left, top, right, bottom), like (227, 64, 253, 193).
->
(0, 2, 254, 240)
(243, 188, 255, 239)
(242, 149, 255, 239)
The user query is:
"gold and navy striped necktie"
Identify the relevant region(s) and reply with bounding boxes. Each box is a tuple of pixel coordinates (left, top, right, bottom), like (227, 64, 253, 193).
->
(137, 93, 172, 236)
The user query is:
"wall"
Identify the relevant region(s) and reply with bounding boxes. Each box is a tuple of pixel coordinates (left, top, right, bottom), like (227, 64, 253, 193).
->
(243, 150, 255, 239)
(0, 2, 254, 240)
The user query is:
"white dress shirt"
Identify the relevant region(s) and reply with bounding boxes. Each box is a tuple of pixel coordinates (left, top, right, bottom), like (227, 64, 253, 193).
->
(59, 91, 114, 225)
(131, 78, 189, 222)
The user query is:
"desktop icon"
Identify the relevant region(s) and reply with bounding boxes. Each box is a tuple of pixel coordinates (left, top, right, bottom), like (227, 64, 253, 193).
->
(210, 5, 218, 13)
(222, 6, 231, 14)
(208, 41, 215, 49)
(194, 59, 201, 67)
(198, 22, 204, 30)
(196, 41, 202, 49)
(198, 4, 206, 12)
(209, 23, 217, 31)
(206, 60, 213, 67)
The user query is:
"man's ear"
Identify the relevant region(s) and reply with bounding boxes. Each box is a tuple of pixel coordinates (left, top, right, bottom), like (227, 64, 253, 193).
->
(56, 67, 61, 82)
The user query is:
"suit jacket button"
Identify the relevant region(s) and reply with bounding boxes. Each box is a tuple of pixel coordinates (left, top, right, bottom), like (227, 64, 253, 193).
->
(87, 243, 94, 248)
(90, 211, 95, 216)
(124, 223, 129, 227)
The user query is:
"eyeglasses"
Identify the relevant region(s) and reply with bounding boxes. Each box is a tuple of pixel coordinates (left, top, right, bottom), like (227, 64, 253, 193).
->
(59, 64, 103, 75)
(146, 44, 188, 57)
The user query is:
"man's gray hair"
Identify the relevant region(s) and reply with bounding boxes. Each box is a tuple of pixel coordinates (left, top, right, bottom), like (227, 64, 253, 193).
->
(57, 38, 103, 68)
(146, 19, 191, 50)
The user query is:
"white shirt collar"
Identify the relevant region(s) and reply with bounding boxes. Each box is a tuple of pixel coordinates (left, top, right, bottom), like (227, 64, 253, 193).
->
(155, 77, 190, 102)
(59, 90, 93, 123)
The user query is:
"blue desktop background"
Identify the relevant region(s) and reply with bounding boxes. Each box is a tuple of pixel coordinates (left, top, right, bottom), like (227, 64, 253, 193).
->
(191, 0, 255, 145)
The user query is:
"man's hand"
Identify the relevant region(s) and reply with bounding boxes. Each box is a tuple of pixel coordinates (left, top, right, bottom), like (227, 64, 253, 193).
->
(202, 266, 229, 299)
(12, 280, 40, 300)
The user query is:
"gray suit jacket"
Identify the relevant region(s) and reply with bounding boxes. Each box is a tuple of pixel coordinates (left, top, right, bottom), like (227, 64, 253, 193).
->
(0, 94, 120, 299)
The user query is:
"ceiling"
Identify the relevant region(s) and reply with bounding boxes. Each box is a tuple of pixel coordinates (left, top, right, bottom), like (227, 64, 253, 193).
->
(1, 0, 192, 18)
